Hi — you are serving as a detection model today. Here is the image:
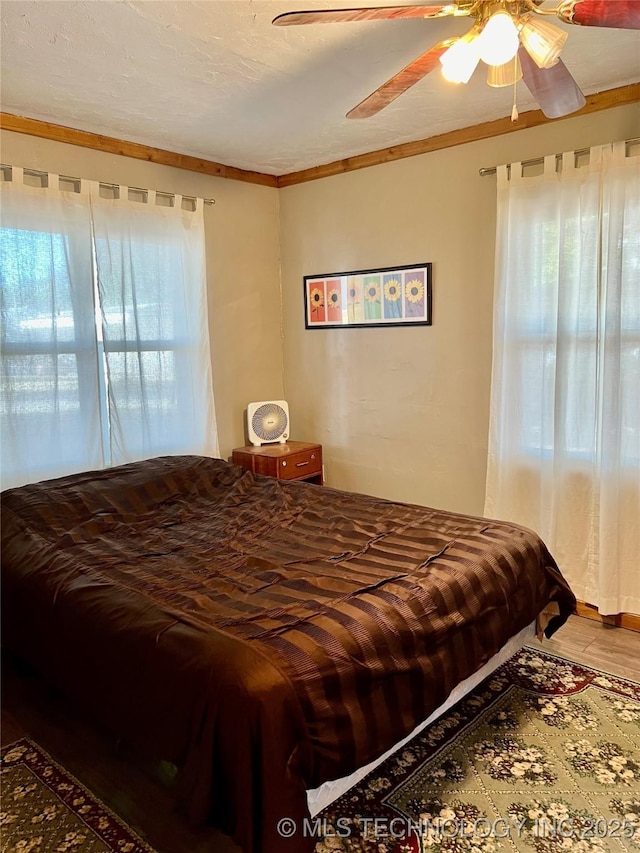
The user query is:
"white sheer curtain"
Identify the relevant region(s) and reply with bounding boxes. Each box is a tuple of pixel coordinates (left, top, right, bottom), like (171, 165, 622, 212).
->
(485, 142, 640, 616)
(1, 171, 105, 488)
(90, 186, 218, 464)
(1, 169, 218, 489)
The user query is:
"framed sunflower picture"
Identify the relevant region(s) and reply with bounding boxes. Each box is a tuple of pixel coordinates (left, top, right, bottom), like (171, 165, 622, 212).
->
(303, 263, 432, 329)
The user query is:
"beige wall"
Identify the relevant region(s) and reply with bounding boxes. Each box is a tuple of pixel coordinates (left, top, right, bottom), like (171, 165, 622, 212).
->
(279, 104, 640, 514)
(0, 129, 284, 460)
(4, 105, 638, 511)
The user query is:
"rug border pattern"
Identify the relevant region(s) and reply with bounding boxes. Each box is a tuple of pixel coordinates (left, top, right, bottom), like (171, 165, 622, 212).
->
(1, 736, 157, 853)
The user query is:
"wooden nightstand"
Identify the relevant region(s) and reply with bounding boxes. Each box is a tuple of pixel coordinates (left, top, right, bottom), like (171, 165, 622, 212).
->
(231, 441, 323, 485)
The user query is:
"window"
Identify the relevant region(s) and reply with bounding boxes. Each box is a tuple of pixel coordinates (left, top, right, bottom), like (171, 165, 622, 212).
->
(485, 144, 640, 615)
(1, 173, 218, 489)
(508, 181, 640, 463)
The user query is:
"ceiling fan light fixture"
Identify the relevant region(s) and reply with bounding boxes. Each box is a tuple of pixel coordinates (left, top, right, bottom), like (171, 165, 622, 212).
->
(440, 30, 480, 84)
(272, 0, 640, 122)
(519, 14, 568, 69)
(487, 55, 522, 87)
(477, 10, 520, 67)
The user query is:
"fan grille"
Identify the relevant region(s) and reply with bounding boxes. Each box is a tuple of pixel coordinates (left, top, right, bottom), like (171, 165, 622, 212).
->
(251, 403, 288, 442)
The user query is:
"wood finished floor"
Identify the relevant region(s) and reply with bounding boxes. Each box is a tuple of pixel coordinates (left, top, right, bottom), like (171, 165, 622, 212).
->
(527, 613, 640, 682)
(2, 615, 639, 853)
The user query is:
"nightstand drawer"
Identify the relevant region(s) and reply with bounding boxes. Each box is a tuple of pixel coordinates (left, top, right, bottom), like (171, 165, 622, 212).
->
(278, 447, 321, 480)
(232, 441, 323, 485)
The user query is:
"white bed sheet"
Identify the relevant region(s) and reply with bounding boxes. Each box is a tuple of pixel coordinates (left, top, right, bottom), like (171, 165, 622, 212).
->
(307, 620, 535, 816)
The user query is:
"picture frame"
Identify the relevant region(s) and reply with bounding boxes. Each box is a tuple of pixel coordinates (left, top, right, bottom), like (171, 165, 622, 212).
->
(303, 263, 432, 329)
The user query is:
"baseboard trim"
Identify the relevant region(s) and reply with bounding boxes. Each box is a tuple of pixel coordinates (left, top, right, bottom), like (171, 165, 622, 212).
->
(576, 601, 640, 632)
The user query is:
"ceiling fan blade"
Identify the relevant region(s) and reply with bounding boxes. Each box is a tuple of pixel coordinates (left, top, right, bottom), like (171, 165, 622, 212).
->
(519, 47, 586, 119)
(555, 0, 640, 29)
(347, 38, 456, 119)
(273, 5, 467, 26)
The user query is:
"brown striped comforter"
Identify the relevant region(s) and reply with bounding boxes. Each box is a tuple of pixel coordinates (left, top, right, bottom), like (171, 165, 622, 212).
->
(1, 456, 575, 853)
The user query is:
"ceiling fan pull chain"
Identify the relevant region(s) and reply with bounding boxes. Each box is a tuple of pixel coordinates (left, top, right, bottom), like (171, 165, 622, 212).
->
(511, 56, 519, 123)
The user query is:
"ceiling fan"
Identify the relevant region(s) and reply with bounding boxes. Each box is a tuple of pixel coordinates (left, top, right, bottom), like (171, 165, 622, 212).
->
(273, 0, 640, 120)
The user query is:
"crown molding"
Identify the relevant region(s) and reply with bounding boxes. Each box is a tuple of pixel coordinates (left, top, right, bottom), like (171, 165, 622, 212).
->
(2, 83, 638, 189)
(0, 112, 279, 188)
(277, 82, 640, 186)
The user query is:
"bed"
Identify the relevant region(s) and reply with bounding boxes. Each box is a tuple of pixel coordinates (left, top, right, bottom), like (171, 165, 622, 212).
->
(1, 455, 576, 853)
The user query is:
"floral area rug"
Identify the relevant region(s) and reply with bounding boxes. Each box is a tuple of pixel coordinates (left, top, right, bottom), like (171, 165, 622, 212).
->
(314, 647, 640, 853)
(0, 738, 156, 853)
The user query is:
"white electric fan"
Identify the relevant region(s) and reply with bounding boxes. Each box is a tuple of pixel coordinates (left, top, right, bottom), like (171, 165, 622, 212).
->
(247, 401, 290, 446)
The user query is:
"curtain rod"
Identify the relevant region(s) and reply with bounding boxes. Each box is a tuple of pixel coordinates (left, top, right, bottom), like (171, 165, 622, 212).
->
(479, 137, 640, 177)
(1, 164, 215, 205)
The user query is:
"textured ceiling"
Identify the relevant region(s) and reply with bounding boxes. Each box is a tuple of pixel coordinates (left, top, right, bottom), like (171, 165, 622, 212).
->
(1, 0, 639, 175)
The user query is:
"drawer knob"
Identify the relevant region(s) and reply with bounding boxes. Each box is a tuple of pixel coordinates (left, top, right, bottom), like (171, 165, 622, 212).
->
(282, 461, 287, 467)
